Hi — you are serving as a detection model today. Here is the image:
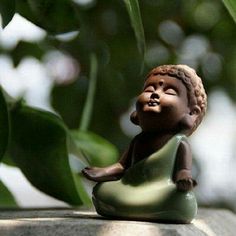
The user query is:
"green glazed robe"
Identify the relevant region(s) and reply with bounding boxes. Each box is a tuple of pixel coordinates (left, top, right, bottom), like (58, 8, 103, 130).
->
(92, 134, 197, 223)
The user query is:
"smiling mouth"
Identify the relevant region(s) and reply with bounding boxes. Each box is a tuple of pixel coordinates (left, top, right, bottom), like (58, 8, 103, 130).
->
(148, 100, 160, 106)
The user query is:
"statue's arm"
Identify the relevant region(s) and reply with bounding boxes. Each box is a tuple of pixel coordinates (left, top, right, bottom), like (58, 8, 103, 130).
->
(82, 162, 125, 182)
(173, 140, 197, 191)
(82, 142, 133, 182)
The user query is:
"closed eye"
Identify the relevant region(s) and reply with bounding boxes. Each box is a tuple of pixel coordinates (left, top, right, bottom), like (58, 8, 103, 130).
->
(144, 86, 155, 92)
(165, 88, 178, 95)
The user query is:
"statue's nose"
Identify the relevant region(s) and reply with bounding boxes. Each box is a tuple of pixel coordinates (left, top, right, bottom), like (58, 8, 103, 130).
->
(150, 92, 160, 99)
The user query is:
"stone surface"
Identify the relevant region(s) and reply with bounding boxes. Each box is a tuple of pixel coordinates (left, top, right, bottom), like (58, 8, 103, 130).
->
(0, 208, 235, 236)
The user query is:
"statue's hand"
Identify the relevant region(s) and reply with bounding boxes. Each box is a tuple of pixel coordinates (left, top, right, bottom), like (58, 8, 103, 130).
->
(175, 169, 197, 191)
(176, 178, 197, 191)
(82, 164, 124, 182)
(82, 167, 108, 182)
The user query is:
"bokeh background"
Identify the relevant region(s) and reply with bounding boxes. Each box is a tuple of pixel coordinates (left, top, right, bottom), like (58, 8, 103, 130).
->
(1, 0, 236, 211)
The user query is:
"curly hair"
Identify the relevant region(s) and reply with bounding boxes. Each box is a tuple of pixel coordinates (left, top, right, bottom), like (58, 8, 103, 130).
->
(146, 64, 207, 135)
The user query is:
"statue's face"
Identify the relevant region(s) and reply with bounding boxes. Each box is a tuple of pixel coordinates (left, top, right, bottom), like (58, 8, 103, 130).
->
(136, 74, 190, 132)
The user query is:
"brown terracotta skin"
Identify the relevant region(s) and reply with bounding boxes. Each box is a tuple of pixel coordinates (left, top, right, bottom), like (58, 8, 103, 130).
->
(82, 74, 199, 191)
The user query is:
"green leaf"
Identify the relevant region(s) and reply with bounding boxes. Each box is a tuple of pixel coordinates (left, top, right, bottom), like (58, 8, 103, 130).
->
(222, 0, 236, 23)
(2, 153, 17, 167)
(0, 86, 15, 207)
(79, 54, 98, 131)
(0, 179, 17, 207)
(69, 131, 119, 167)
(124, 0, 146, 57)
(9, 103, 90, 205)
(10, 41, 46, 67)
(0, 0, 15, 28)
(0, 87, 9, 161)
(51, 78, 88, 129)
(16, 0, 80, 34)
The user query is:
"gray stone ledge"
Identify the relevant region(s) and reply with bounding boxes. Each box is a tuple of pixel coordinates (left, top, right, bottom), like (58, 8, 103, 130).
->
(0, 208, 235, 236)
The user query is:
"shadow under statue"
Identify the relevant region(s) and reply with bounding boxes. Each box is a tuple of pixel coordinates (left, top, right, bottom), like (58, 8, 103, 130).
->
(82, 64, 207, 223)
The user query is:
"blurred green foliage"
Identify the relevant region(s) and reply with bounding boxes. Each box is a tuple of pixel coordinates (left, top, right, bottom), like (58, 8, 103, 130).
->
(50, 0, 236, 151)
(0, 0, 236, 207)
(223, 0, 236, 23)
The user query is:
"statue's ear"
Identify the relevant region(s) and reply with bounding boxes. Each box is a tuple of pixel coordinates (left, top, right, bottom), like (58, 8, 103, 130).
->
(179, 105, 200, 133)
(130, 111, 139, 125)
(190, 105, 201, 117)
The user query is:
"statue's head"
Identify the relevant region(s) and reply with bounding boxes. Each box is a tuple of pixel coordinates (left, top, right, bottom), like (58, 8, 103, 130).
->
(130, 64, 207, 136)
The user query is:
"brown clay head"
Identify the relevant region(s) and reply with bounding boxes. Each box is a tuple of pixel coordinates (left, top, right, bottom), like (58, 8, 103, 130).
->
(130, 65, 207, 136)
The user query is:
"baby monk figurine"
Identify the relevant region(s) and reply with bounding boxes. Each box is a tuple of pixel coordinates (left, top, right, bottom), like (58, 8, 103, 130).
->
(82, 64, 207, 223)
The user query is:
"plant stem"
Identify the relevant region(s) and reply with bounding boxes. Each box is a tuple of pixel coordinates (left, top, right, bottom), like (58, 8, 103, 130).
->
(124, 0, 146, 58)
(79, 54, 98, 131)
